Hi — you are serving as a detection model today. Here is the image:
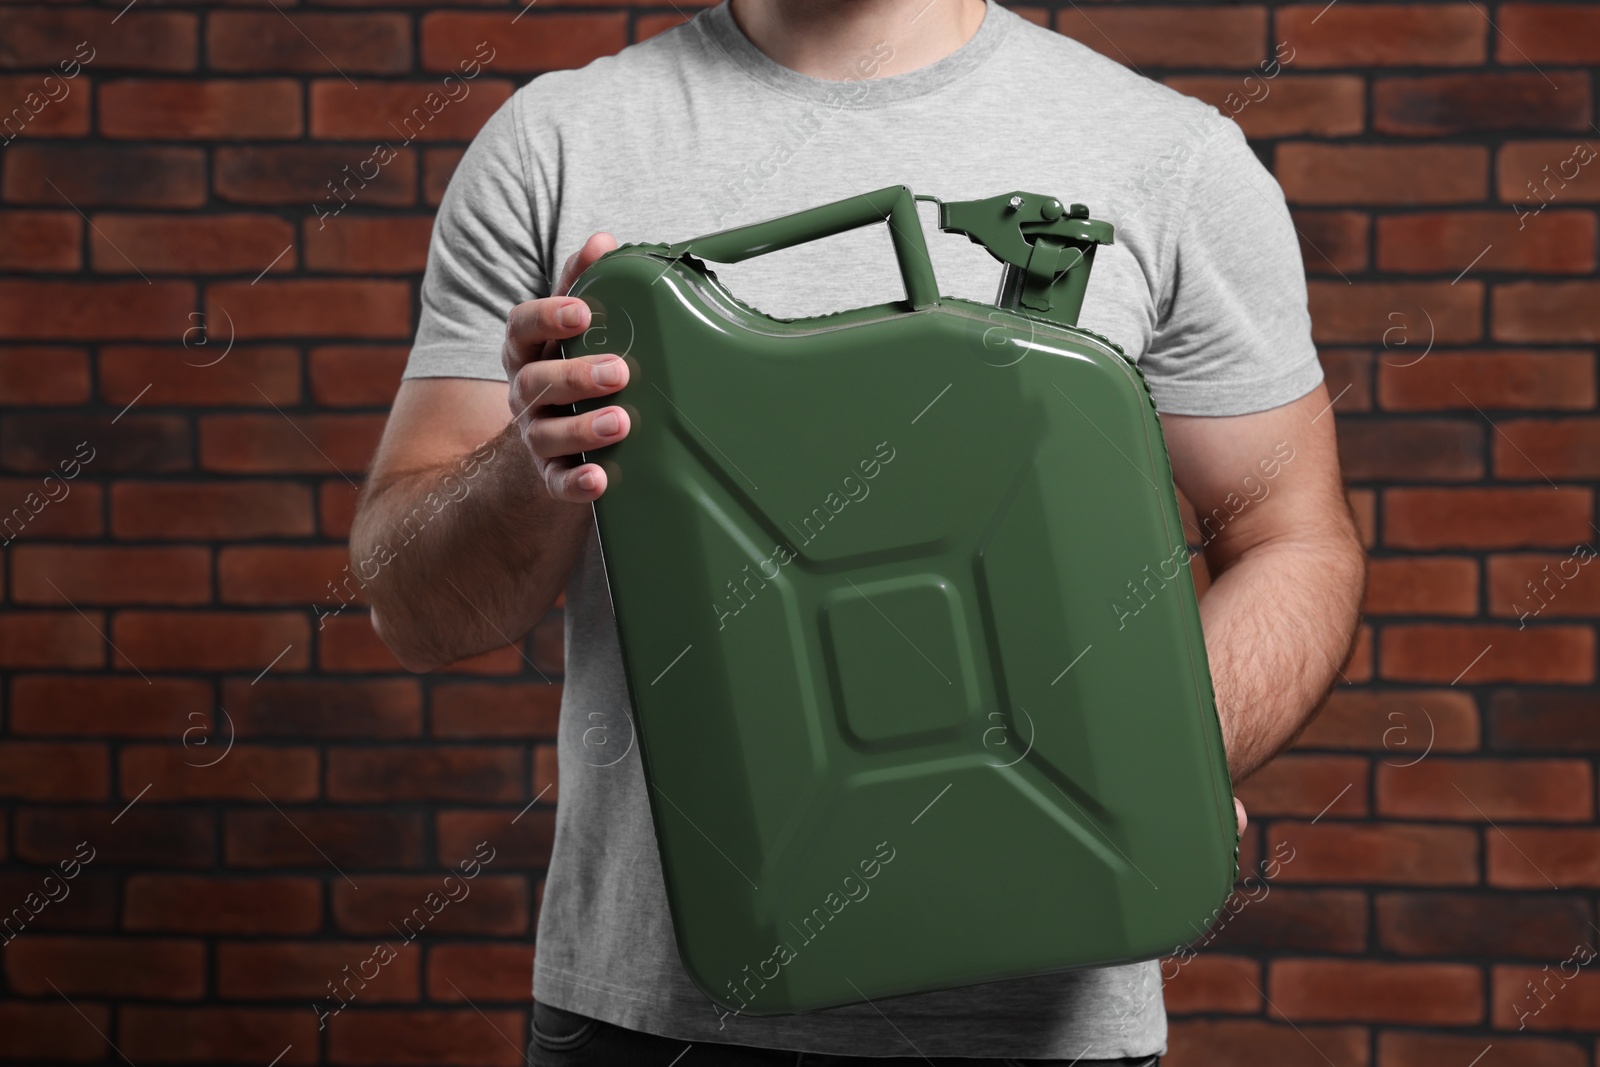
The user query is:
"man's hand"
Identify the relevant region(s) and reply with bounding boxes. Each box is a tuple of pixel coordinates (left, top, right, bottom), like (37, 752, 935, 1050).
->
(503, 232, 632, 502)
(352, 231, 633, 672)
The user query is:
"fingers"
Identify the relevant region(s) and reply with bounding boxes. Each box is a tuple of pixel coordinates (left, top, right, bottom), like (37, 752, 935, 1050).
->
(1234, 797, 1248, 834)
(502, 233, 620, 374)
(509, 354, 629, 418)
(527, 404, 631, 461)
(545, 460, 609, 503)
(555, 232, 619, 297)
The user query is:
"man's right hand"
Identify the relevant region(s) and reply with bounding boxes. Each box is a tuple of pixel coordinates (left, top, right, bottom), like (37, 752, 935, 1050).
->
(503, 232, 633, 503)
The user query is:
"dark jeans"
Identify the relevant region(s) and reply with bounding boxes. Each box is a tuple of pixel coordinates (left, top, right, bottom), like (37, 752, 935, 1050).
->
(528, 1001, 1161, 1066)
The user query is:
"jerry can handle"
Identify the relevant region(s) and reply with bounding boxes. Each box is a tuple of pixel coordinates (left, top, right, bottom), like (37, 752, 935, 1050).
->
(664, 185, 941, 311)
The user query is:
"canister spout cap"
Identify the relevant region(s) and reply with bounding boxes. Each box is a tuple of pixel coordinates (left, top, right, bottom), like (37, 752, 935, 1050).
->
(923, 191, 1114, 328)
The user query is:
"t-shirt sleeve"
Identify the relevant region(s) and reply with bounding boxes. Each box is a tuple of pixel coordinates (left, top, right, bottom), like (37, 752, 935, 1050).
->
(404, 89, 549, 383)
(1139, 112, 1324, 417)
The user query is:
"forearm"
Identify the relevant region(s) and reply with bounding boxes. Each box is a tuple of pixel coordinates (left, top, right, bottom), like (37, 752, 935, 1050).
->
(1198, 531, 1366, 782)
(350, 420, 593, 672)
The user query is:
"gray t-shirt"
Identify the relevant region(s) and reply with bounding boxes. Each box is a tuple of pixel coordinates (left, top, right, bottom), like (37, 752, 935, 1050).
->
(403, 2, 1321, 1058)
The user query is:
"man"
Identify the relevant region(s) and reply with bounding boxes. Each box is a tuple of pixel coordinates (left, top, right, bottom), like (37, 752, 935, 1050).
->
(351, 0, 1366, 1062)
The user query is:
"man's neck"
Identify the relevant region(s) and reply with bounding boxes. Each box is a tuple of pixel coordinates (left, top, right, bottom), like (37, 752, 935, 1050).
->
(727, 0, 988, 80)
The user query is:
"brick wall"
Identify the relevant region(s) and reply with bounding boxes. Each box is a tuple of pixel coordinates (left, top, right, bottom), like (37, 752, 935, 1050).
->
(1, 1, 1596, 1064)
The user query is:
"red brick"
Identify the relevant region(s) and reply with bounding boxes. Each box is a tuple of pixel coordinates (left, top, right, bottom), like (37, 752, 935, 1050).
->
(3, 412, 188, 474)
(1377, 892, 1592, 958)
(309, 345, 409, 406)
(431, 683, 563, 739)
(219, 545, 358, 604)
(1378, 350, 1596, 411)
(1279, 145, 1488, 206)
(0, 344, 88, 402)
(1492, 966, 1600, 1030)
(1271, 822, 1478, 885)
(3, 936, 205, 999)
(207, 280, 411, 340)
(424, 147, 463, 205)
(325, 1008, 527, 1066)
(321, 479, 362, 538)
(1381, 624, 1594, 684)
(328, 748, 524, 803)
(421, 13, 627, 73)
(12, 545, 209, 605)
(208, 13, 411, 73)
(310, 79, 512, 141)
(1054, 7, 1265, 68)
(437, 808, 552, 867)
(1166, 1019, 1369, 1067)
(1378, 210, 1595, 275)
(0, 611, 103, 668)
(0, 72, 89, 138)
(99, 344, 301, 407)
(15, 808, 214, 868)
(217, 941, 419, 1001)
(1489, 688, 1600, 752)
(330, 875, 528, 936)
(1164, 75, 1363, 139)
(90, 215, 296, 276)
(533, 743, 557, 803)
(1316, 349, 1373, 411)
(1308, 281, 1482, 344)
(120, 1007, 319, 1064)
(1497, 4, 1600, 63)
(1271, 959, 1481, 1024)
(1384, 488, 1594, 549)
(1290, 211, 1368, 276)
(1488, 828, 1600, 888)
(1364, 556, 1478, 616)
(1206, 888, 1368, 954)
(1491, 553, 1600, 621)
(1337, 418, 1483, 481)
(125, 876, 322, 934)
(318, 613, 525, 674)
(1342, 623, 1374, 684)
(1378, 757, 1592, 821)
(112, 611, 310, 672)
(226, 809, 426, 869)
(0, 1002, 108, 1060)
(426, 944, 535, 1002)
(3, 144, 206, 208)
(0, 11, 197, 72)
(0, 742, 107, 800)
(0, 211, 79, 271)
(121, 744, 320, 802)
(1236, 755, 1368, 819)
(100, 79, 301, 139)
(637, 13, 692, 39)
(112, 481, 315, 540)
(1379, 1031, 1586, 1067)
(1348, 489, 1376, 549)
(1495, 418, 1600, 481)
(0, 280, 193, 340)
(1498, 140, 1600, 204)
(199, 412, 385, 475)
(1375, 73, 1591, 136)
(0, 870, 117, 932)
(1278, 4, 1486, 66)
(1161, 954, 1260, 1015)
(215, 146, 417, 206)
(222, 678, 422, 739)
(1496, 282, 1600, 343)
(303, 217, 434, 275)
(9, 675, 210, 737)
